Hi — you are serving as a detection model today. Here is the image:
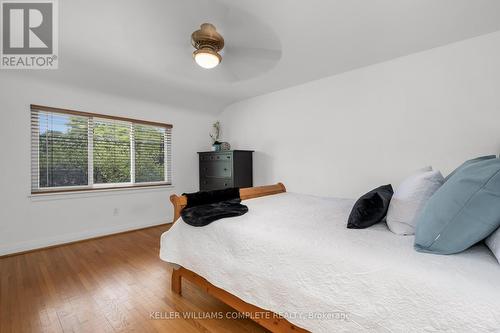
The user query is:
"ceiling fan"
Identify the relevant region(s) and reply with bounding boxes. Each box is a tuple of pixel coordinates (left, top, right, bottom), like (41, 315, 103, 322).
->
(160, 1, 282, 81)
(191, 23, 225, 69)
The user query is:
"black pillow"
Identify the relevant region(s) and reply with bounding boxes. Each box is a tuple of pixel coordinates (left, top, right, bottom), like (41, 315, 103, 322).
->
(347, 184, 393, 229)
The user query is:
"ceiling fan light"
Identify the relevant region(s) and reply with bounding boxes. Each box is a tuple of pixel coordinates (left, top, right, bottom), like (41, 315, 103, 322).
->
(193, 48, 221, 69)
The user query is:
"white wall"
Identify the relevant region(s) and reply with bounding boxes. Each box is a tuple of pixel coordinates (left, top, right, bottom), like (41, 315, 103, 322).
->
(0, 74, 213, 255)
(220, 31, 500, 198)
(3, 31, 500, 256)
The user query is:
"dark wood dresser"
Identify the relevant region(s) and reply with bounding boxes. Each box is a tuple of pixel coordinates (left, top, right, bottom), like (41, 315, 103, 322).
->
(198, 150, 253, 191)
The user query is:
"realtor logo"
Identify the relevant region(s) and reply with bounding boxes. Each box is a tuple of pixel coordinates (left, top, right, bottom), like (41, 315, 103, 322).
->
(1, 0, 58, 69)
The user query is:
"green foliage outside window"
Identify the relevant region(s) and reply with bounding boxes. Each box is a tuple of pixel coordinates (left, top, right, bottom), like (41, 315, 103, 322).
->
(135, 124, 165, 183)
(39, 115, 88, 187)
(38, 114, 166, 188)
(93, 120, 131, 184)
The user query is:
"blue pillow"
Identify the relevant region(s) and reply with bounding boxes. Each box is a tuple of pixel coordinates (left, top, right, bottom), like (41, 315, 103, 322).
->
(443, 155, 496, 182)
(414, 158, 500, 254)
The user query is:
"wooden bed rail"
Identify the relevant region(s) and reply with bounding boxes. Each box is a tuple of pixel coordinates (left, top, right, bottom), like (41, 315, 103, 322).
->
(172, 266, 308, 333)
(169, 182, 286, 223)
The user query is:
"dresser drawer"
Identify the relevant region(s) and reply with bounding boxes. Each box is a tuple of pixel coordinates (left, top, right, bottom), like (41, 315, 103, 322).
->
(200, 178, 233, 191)
(198, 150, 253, 191)
(199, 153, 232, 162)
(200, 161, 232, 178)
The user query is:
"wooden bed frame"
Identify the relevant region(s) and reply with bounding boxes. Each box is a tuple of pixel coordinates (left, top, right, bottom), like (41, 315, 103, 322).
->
(169, 183, 309, 333)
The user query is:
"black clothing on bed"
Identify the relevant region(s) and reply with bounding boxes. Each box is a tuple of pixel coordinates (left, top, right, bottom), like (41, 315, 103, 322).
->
(181, 199, 248, 227)
(181, 188, 248, 227)
(183, 187, 241, 208)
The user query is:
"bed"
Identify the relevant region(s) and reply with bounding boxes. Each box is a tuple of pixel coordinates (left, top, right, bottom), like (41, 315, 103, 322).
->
(160, 184, 500, 332)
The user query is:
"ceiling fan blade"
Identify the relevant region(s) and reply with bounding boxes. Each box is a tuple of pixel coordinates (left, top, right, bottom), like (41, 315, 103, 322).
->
(222, 47, 281, 81)
(225, 46, 281, 61)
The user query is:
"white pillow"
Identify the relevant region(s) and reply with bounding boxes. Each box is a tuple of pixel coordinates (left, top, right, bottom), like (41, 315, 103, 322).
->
(416, 165, 433, 173)
(486, 227, 500, 263)
(386, 168, 444, 235)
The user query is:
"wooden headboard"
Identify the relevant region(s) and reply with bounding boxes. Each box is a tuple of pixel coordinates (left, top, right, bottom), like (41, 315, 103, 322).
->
(169, 183, 286, 223)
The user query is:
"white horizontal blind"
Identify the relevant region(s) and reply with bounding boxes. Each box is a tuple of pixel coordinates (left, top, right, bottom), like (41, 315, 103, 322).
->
(31, 106, 172, 193)
(134, 123, 171, 183)
(31, 111, 89, 190)
(93, 118, 132, 184)
(165, 127, 172, 184)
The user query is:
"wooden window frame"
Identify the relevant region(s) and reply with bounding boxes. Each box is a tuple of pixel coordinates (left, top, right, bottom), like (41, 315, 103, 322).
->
(30, 104, 173, 195)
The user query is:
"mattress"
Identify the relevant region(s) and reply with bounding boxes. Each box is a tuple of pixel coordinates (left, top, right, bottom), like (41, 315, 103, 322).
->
(160, 192, 500, 332)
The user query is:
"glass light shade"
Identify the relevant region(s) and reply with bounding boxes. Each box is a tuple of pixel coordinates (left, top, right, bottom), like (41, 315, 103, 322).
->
(193, 48, 221, 69)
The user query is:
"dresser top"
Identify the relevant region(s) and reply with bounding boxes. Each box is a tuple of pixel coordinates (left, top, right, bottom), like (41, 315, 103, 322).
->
(198, 150, 254, 154)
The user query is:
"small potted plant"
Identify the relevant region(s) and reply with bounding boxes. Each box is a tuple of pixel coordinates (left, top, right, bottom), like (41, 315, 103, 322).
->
(210, 121, 221, 151)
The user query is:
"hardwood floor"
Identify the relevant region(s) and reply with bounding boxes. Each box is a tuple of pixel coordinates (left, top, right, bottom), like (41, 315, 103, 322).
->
(0, 225, 268, 333)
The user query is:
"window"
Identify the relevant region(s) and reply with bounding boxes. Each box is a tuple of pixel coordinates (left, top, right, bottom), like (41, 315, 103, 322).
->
(92, 119, 132, 184)
(31, 105, 172, 193)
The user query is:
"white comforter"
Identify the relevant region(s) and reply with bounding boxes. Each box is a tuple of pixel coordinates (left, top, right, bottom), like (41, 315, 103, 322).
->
(160, 192, 500, 332)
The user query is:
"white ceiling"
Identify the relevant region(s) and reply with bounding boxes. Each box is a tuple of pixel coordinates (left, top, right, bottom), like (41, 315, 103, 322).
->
(15, 0, 500, 113)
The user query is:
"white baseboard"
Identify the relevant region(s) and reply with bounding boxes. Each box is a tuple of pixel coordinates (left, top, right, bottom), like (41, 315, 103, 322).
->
(0, 220, 172, 256)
